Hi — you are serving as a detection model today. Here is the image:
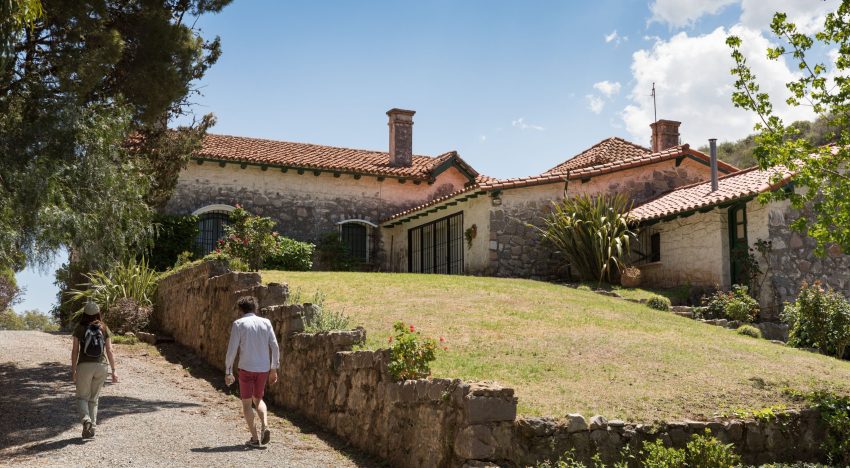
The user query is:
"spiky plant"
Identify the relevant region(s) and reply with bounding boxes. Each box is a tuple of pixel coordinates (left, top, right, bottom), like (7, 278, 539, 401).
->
(66, 257, 159, 319)
(538, 193, 636, 285)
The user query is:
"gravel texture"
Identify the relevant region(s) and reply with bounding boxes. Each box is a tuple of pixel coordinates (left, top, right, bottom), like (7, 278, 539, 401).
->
(0, 331, 377, 467)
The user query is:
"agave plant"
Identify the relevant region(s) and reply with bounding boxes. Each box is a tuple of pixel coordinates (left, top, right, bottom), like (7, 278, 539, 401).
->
(66, 257, 159, 318)
(538, 193, 636, 285)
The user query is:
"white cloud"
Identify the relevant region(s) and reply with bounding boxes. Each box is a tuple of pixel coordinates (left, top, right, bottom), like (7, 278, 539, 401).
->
(593, 80, 622, 98)
(479, 135, 487, 142)
(511, 117, 545, 131)
(605, 30, 627, 45)
(620, 25, 815, 148)
(586, 95, 605, 114)
(739, 0, 835, 34)
(649, 0, 737, 28)
(649, 0, 837, 32)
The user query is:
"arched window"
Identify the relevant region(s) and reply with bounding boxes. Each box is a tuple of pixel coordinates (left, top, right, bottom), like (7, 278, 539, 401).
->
(337, 219, 376, 262)
(193, 205, 235, 255)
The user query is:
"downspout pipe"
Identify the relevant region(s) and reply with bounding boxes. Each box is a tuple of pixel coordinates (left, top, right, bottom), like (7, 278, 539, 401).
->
(709, 138, 719, 192)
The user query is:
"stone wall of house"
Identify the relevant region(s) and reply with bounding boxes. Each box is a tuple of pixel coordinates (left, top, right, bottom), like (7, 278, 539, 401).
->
(640, 209, 729, 290)
(154, 261, 828, 467)
(487, 159, 710, 280)
(766, 201, 850, 308)
(165, 162, 470, 244)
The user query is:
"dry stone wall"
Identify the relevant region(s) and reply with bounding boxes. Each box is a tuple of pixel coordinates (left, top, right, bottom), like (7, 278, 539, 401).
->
(155, 262, 828, 467)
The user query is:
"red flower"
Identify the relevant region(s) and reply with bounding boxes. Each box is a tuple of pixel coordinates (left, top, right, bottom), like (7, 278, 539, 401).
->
(387, 336, 393, 343)
(215, 248, 221, 254)
(409, 324, 415, 332)
(439, 336, 445, 343)
(235, 203, 242, 209)
(443, 346, 448, 351)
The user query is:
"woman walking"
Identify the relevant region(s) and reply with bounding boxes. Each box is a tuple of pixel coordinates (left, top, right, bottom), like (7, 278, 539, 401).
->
(70, 302, 118, 438)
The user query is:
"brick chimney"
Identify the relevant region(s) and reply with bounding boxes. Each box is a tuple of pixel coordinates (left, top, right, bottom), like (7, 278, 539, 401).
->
(650, 119, 681, 153)
(387, 108, 415, 167)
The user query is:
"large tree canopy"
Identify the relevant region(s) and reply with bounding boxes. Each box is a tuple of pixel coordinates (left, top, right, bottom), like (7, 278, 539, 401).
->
(727, 1, 850, 254)
(0, 0, 229, 271)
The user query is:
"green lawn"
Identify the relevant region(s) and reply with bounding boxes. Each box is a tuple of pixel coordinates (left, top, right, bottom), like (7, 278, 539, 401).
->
(262, 271, 850, 422)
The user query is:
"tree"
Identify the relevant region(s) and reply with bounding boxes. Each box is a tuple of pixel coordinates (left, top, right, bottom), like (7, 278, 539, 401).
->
(0, 268, 21, 311)
(0, 0, 230, 272)
(727, 2, 850, 254)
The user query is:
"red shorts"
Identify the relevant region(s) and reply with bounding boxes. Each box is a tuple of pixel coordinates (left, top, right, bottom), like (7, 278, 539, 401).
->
(237, 369, 269, 400)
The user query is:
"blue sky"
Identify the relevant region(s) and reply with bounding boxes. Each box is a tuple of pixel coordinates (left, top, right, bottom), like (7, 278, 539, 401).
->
(14, 0, 837, 315)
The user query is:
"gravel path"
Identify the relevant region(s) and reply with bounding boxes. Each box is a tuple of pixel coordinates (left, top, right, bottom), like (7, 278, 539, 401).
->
(0, 331, 378, 467)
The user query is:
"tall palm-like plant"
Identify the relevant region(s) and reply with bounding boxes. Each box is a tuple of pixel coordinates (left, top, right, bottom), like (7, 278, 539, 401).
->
(538, 193, 636, 285)
(66, 257, 159, 318)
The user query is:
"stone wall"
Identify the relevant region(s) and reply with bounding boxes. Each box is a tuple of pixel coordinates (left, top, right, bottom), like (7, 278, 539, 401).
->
(767, 201, 850, 307)
(154, 262, 828, 467)
(165, 162, 469, 244)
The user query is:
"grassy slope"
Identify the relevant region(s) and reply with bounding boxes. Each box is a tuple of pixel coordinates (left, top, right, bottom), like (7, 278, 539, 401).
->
(262, 271, 850, 421)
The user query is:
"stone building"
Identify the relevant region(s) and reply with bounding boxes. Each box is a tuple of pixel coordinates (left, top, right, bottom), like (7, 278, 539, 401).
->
(166, 109, 849, 315)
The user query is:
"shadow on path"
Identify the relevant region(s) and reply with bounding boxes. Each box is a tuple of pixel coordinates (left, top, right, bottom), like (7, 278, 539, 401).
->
(0, 361, 199, 455)
(155, 342, 383, 467)
(191, 444, 267, 453)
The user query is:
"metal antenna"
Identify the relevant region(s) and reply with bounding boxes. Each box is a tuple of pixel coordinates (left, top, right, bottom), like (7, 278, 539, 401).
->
(651, 82, 657, 124)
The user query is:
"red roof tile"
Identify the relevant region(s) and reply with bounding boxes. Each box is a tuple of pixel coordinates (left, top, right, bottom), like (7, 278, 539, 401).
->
(382, 145, 741, 224)
(196, 133, 480, 181)
(629, 165, 794, 222)
(545, 137, 652, 174)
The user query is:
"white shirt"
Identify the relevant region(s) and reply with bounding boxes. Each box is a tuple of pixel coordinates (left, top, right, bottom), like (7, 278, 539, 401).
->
(224, 313, 280, 374)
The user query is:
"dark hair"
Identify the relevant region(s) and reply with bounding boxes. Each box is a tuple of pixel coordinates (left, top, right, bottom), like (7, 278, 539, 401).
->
(79, 313, 104, 331)
(237, 296, 257, 314)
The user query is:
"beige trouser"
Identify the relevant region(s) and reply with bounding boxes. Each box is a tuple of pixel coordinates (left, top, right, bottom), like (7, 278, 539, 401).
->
(75, 362, 109, 425)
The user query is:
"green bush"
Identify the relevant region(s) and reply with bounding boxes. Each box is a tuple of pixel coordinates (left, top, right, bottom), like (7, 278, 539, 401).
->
(387, 321, 438, 381)
(538, 193, 635, 284)
(202, 251, 249, 272)
(641, 430, 740, 468)
(784, 282, 850, 358)
(647, 295, 671, 311)
(265, 236, 314, 271)
(111, 334, 140, 345)
(701, 285, 760, 323)
(147, 213, 199, 271)
(737, 324, 763, 339)
(66, 257, 159, 318)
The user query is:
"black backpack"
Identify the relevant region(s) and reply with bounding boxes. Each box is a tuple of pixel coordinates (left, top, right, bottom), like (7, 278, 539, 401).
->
(83, 324, 105, 358)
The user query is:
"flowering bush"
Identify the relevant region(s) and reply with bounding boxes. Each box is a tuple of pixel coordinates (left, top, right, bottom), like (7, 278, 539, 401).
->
(215, 206, 277, 270)
(701, 285, 760, 323)
(387, 321, 442, 381)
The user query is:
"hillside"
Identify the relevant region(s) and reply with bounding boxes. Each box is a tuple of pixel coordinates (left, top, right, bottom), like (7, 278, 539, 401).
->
(263, 271, 850, 422)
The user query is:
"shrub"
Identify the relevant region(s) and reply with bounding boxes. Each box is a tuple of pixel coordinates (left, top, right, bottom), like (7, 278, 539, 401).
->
(0, 309, 60, 331)
(147, 213, 199, 271)
(387, 321, 439, 381)
(641, 430, 740, 468)
(303, 291, 351, 333)
(647, 295, 671, 311)
(66, 257, 159, 317)
(784, 282, 850, 358)
(737, 324, 763, 339)
(265, 236, 315, 271)
(0, 310, 24, 330)
(111, 334, 140, 345)
(576, 285, 593, 292)
(538, 193, 635, 285)
(202, 251, 249, 272)
(701, 285, 759, 323)
(215, 205, 278, 271)
(106, 297, 151, 334)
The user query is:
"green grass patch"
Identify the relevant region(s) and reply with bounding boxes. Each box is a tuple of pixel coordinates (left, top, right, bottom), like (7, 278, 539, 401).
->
(111, 334, 140, 345)
(262, 271, 850, 421)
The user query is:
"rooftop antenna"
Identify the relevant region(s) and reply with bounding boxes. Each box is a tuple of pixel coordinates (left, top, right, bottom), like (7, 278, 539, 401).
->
(651, 82, 657, 124)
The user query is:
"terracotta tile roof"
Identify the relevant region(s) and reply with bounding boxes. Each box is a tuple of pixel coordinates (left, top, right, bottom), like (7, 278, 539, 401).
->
(195, 133, 479, 181)
(629, 165, 794, 222)
(383, 145, 740, 224)
(545, 137, 652, 174)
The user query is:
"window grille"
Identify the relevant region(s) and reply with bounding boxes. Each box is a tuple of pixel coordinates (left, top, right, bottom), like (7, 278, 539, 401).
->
(407, 212, 464, 274)
(341, 223, 369, 262)
(633, 228, 660, 265)
(196, 211, 230, 255)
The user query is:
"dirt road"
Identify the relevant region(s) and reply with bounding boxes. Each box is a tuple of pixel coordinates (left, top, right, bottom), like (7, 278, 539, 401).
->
(0, 331, 378, 467)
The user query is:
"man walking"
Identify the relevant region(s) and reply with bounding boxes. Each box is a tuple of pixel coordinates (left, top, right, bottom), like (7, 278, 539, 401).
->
(225, 296, 280, 448)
